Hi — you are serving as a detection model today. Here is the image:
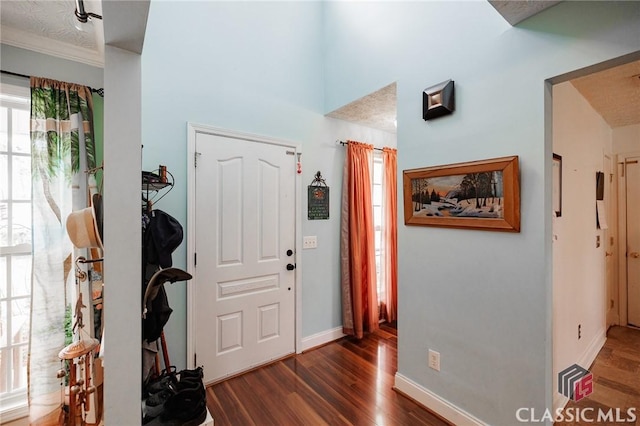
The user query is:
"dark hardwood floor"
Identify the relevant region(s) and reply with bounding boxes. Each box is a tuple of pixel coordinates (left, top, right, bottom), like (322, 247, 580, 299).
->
(9, 325, 639, 425)
(556, 326, 640, 425)
(205, 323, 450, 426)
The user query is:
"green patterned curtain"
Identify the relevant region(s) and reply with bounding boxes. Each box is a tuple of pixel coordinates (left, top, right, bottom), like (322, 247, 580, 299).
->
(29, 77, 96, 422)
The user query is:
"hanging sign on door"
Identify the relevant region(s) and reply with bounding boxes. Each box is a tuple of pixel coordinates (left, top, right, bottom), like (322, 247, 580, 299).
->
(308, 171, 329, 220)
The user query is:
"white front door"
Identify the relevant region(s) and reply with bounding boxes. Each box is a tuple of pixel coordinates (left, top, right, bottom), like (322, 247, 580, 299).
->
(193, 131, 296, 384)
(626, 158, 640, 327)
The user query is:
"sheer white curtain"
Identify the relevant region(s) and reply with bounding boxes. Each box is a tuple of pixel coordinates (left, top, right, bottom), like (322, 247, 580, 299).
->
(29, 77, 97, 422)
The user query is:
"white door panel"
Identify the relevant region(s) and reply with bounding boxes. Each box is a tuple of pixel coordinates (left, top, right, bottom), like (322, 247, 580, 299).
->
(194, 132, 296, 383)
(627, 159, 640, 327)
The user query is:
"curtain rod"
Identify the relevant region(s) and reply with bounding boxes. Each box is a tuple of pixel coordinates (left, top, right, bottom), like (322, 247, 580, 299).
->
(1, 69, 105, 97)
(1, 70, 29, 79)
(337, 140, 384, 151)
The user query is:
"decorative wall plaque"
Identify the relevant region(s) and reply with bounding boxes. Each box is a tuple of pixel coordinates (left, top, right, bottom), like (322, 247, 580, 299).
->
(308, 171, 329, 220)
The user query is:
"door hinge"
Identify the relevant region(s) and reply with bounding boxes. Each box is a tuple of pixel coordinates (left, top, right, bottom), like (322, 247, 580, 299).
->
(194, 252, 197, 266)
(195, 152, 202, 167)
(194, 353, 197, 366)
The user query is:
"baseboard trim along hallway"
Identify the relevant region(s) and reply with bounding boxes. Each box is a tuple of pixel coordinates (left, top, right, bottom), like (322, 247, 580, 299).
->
(394, 373, 488, 426)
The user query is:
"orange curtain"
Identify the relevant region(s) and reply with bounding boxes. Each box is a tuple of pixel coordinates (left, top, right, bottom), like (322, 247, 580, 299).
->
(341, 141, 378, 338)
(381, 148, 397, 322)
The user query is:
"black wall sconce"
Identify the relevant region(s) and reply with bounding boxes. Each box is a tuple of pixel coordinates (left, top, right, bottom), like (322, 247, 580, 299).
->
(423, 79, 455, 121)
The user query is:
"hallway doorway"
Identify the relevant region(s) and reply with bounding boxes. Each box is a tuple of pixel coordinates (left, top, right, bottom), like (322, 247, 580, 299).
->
(551, 53, 640, 414)
(618, 153, 640, 329)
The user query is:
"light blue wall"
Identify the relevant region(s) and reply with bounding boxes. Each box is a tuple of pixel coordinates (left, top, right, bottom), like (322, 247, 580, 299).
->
(143, 1, 399, 367)
(324, 1, 640, 424)
(142, 0, 321, 366)
(0, 44, 103, 89)
(299, 119, 396, 341)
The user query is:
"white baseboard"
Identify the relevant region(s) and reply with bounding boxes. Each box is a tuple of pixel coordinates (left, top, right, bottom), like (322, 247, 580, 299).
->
(394, 373, 487, 426)
(553, 387, 570, 413)
(300, 326, 345, 352)
(580, 328, 606, 373)
(553, 328, 606, 411)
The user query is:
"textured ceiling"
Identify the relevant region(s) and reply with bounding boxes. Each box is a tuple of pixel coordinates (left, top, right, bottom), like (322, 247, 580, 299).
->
(488, 0, 562, 25)
(0, 0, 104, 67)
(571, 61, 640, 129)
(327, 83, 397, 134)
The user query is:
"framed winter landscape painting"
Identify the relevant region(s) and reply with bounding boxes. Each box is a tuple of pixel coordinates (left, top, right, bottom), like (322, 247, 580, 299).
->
(403, 156, 520, 232)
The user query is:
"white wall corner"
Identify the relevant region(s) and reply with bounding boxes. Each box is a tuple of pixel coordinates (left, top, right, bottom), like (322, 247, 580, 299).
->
(394, 373, 488, 426)
(103, 45, 142, 425)
(553, 329, 606, 411)
(300, 326, 345, 352)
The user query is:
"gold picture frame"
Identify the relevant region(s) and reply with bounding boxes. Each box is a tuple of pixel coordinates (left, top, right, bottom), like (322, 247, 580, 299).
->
(403, 156, 520, 232)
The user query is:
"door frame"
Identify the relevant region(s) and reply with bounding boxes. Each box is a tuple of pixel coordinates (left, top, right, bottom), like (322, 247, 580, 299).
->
(617, 151, 640, 327)
(185, 123, 303, 369)
(616, 151, 640, 327)
(604, 152, 619, 328)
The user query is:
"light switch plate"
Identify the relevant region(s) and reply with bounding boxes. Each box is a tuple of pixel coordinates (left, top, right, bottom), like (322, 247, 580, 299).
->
(303, 236, 317, 249)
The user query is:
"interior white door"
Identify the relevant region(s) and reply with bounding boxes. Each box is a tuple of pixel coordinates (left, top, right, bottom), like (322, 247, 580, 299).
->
(604, 154, 616, 328)
(626, 159, 640, 327)
(194, 132, 296, 384)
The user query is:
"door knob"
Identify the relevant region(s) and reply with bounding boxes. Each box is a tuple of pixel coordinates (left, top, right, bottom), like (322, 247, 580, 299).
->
(286, 263, 296, 271)
(631, 252, 640, 258)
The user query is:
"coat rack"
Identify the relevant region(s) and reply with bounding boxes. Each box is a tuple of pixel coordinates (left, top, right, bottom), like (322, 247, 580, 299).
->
(142, 166, 174, 212)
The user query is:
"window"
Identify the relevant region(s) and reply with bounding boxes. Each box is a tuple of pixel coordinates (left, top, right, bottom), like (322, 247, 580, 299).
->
(372, 153, 384, 309)
(0, 84, 31, 417)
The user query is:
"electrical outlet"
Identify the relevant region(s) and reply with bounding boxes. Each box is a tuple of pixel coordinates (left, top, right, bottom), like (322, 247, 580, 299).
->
(428, 349, 440, 371)
(303, 236, 317, 249)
